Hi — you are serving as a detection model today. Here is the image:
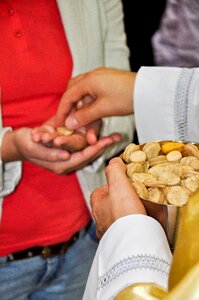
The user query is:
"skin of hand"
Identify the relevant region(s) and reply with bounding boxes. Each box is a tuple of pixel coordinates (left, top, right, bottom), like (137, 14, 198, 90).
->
(30, 93, 121, 174)
(55, 67, 136, 129)
(1, 127, 119, 174)
(32, 94, 113, 152)
(1, 127, 70, 164)
(31, 116, 103, 153)
(91, 157, 147, 239)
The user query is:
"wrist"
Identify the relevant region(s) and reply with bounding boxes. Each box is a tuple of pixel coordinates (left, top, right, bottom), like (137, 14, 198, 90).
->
(1, 130, 21, 162)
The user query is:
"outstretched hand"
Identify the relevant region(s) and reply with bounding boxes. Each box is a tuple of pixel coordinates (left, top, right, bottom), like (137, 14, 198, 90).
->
(31, 116, 102, 153)
(91, 157, 146, 239)
(2, 126, 120, 175)
(1, 127, 70, 164)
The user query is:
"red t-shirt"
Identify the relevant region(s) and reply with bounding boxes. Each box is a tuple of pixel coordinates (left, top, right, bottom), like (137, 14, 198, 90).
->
(0, 0, 91, 256)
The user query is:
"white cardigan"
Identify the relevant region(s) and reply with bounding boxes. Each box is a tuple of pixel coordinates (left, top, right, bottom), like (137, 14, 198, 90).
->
(0, 0, 134, 219)
(83, 67, 199, 299)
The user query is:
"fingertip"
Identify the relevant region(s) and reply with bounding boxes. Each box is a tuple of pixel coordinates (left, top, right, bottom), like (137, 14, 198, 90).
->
(108, 157, 118, 164)
(31, 131, 43, 143)
(65, 116, 79, 129)
(32, 135, 40, 143)
(112, 133, 121, 143)
(56, 150, 70, 161)
(105, 157, 127, 184)
(41, 133, 52, 143)
(31, 128, 38, 134)
(108, 156, 123, 165)
(86, 128, 97, 145)
(42, 124, 55, 133)
(50, 150, 70, 161)
(97, 136, 114, 148)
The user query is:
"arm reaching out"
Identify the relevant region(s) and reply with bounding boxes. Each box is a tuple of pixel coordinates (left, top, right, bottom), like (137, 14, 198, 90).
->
(55, 68, 136, 129)
(83, 157, 172, 300)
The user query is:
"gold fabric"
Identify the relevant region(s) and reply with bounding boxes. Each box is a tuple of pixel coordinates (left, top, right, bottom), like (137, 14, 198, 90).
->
(169, 189, 199, 288)
(115, 189, 199, 299)
(115, 283, 167, 300)
(115, 264, 199, 299)
(164, 263, 199, 300)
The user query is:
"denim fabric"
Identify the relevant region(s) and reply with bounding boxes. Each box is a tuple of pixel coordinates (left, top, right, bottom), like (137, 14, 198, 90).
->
(0, 222, 98, 300)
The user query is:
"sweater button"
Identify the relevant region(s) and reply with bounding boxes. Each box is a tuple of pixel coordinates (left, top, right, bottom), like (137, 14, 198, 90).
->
(8, 8, 14, 16)
(15, 31, 23, 38)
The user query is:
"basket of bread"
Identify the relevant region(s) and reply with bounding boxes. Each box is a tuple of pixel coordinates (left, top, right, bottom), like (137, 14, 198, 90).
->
(121, 141, 199, 248)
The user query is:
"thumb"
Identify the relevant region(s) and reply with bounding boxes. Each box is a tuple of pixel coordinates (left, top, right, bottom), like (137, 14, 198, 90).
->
(55, 82, 90, 127)
(106, 158, 133, 193)
(65, 97, 109, 129)
(105, 157, 146, 214)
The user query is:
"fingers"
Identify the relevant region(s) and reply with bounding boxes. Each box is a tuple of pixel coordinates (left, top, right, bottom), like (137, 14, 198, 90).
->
(32, 131, 58, 144)
(55, 81, 93, 128)
(31, 142, 70, 162)
(55, 73, 93, 126)
(53, 132, 88, 152)
(75, 135, 116, 161)
(30, 130, 117, 173)
(67, 73, 86, 88)
(105, 157, 147, 215)
(64, 100, 106, 130)
(105, 157, 131, 192)
(86, 126, 121, 146)
(77, 95, 95, 108)
(32, 124, 55, 134)
(48, 135, 116, 174)
(86, 127, 98, 145)
(90, 184, 110, 239)
(31, 124, 57, 143)
(55, 68, 136, 129)
(91, 184, 108, 211)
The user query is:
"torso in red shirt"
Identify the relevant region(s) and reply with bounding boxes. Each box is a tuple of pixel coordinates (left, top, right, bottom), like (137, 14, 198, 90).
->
(0, 0, 91, 256)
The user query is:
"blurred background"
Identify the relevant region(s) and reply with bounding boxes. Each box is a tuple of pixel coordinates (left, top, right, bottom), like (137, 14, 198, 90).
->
(122, 0, 166, 71)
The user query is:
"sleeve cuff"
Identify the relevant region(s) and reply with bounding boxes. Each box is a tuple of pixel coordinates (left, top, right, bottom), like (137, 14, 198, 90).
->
(0, 127, 22, 195)
(83, 214, 172, 300)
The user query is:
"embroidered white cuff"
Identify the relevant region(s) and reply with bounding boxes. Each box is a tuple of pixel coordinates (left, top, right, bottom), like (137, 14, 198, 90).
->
(83, 214, 172, 300)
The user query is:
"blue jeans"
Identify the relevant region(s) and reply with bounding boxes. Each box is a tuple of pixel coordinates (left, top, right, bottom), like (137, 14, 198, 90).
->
(0, 222, 98, 300)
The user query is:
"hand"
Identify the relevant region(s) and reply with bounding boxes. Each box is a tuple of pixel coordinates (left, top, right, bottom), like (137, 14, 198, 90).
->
(2, 127, 119, 174)
(31, 115, 103, 153)
(91, 157, 146, 239)
(1, 127, 70, 164)
(55, 68, 136, 129)
(30, 134, 120, 174)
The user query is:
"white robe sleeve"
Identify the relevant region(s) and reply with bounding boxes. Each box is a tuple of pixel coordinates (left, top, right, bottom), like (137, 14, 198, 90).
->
(134, 67, 199, 144)
(83, 215, 172, 300)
